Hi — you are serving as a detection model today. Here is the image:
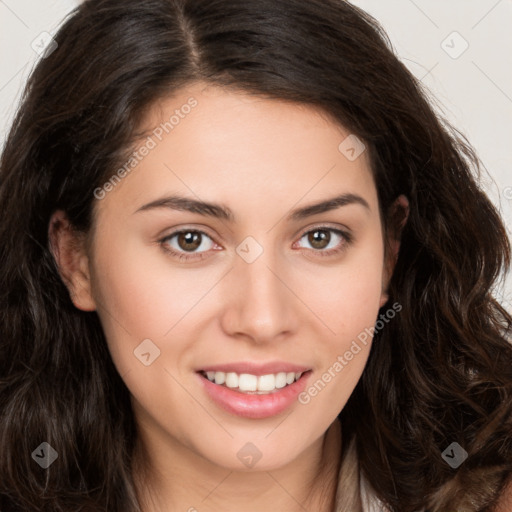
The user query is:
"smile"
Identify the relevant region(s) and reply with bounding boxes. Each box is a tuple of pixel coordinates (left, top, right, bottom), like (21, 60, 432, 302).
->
(197, 364, 312, 419)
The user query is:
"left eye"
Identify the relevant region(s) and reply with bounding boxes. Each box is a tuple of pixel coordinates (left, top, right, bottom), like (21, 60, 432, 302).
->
(295, 228, 346, 251)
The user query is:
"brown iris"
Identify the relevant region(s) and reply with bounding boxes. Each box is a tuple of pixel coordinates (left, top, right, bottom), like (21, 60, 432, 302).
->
(307, 229, 331, 250)
(177, 231, 202, 251)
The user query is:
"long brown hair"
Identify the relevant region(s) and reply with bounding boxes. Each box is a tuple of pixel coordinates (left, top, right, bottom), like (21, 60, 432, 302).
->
(1, 0, 511, 510)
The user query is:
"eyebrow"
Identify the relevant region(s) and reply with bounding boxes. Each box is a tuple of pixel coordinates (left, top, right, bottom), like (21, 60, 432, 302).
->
(134, 192, 370, 221)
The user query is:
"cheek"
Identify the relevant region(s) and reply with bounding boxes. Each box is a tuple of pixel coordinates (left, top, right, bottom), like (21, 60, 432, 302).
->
(299, 236, 385, 398)
(93, 229, 204, 322)
(303, 239, 385, 340)
(89, 235, 191, 369)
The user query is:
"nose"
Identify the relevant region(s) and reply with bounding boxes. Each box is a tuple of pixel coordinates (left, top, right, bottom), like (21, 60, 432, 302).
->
(219, 245, 299, 344)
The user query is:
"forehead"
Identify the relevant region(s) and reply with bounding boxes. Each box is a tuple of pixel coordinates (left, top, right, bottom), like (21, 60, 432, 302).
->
(94, 81, 378, 220)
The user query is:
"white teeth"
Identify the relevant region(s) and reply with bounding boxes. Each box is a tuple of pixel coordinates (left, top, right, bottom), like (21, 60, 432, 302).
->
(238, 373, 258, 391)
(225, 372, 238, 388)
(257, 374, 275, 391)
(275, 372, 287, 389)
(214, 371, 225, 385)
(203, 370, 304, 393)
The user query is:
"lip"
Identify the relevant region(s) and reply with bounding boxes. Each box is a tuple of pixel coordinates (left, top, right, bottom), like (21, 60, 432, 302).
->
(197, 361, 310, 376)
(197, 369, 312, 419)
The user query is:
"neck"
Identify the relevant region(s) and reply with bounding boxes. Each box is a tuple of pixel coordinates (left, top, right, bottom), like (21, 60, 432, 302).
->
(132, 418, 342, 512)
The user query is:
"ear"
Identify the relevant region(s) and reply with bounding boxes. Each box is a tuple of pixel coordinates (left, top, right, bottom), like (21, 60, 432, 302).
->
(379, 194, 409, 308)
(48, 210, 96, 311)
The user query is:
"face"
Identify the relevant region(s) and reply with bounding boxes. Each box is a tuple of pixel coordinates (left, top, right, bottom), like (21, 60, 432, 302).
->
(55, 81, 399, 473)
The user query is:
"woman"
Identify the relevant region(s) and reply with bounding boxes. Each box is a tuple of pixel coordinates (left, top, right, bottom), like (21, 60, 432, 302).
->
(1, 0, 511, 510)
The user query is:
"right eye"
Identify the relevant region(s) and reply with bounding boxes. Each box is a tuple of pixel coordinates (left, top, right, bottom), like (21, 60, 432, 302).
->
(159, 229, 219, 261)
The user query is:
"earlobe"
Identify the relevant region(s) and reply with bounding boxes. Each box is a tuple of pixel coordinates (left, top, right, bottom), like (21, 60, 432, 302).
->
(48, 210, 96, 312)
(379, 291, 390, 308)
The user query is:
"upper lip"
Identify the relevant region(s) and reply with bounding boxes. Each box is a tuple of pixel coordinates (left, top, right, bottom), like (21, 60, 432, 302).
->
(197, 361, 311, 376)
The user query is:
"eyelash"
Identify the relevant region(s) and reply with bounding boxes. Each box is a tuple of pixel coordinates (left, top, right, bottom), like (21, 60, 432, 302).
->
(159, 226, 353, 262)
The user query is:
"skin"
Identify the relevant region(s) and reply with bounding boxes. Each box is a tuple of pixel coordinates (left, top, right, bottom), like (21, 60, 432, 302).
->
(50, 81, 408, 512)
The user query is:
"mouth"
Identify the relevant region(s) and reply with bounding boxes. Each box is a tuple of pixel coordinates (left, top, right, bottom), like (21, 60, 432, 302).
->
(198, 370, 305, 394)
(196, 365, 312, 419)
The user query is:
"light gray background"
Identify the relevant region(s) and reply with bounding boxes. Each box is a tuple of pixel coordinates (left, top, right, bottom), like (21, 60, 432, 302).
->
(1, 0, 511, 310)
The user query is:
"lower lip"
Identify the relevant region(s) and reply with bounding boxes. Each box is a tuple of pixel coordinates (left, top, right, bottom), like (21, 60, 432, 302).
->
(198, 372, 311, 419)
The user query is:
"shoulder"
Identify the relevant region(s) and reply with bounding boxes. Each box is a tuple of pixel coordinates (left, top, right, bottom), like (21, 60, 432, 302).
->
(359, 472, 391, 512)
